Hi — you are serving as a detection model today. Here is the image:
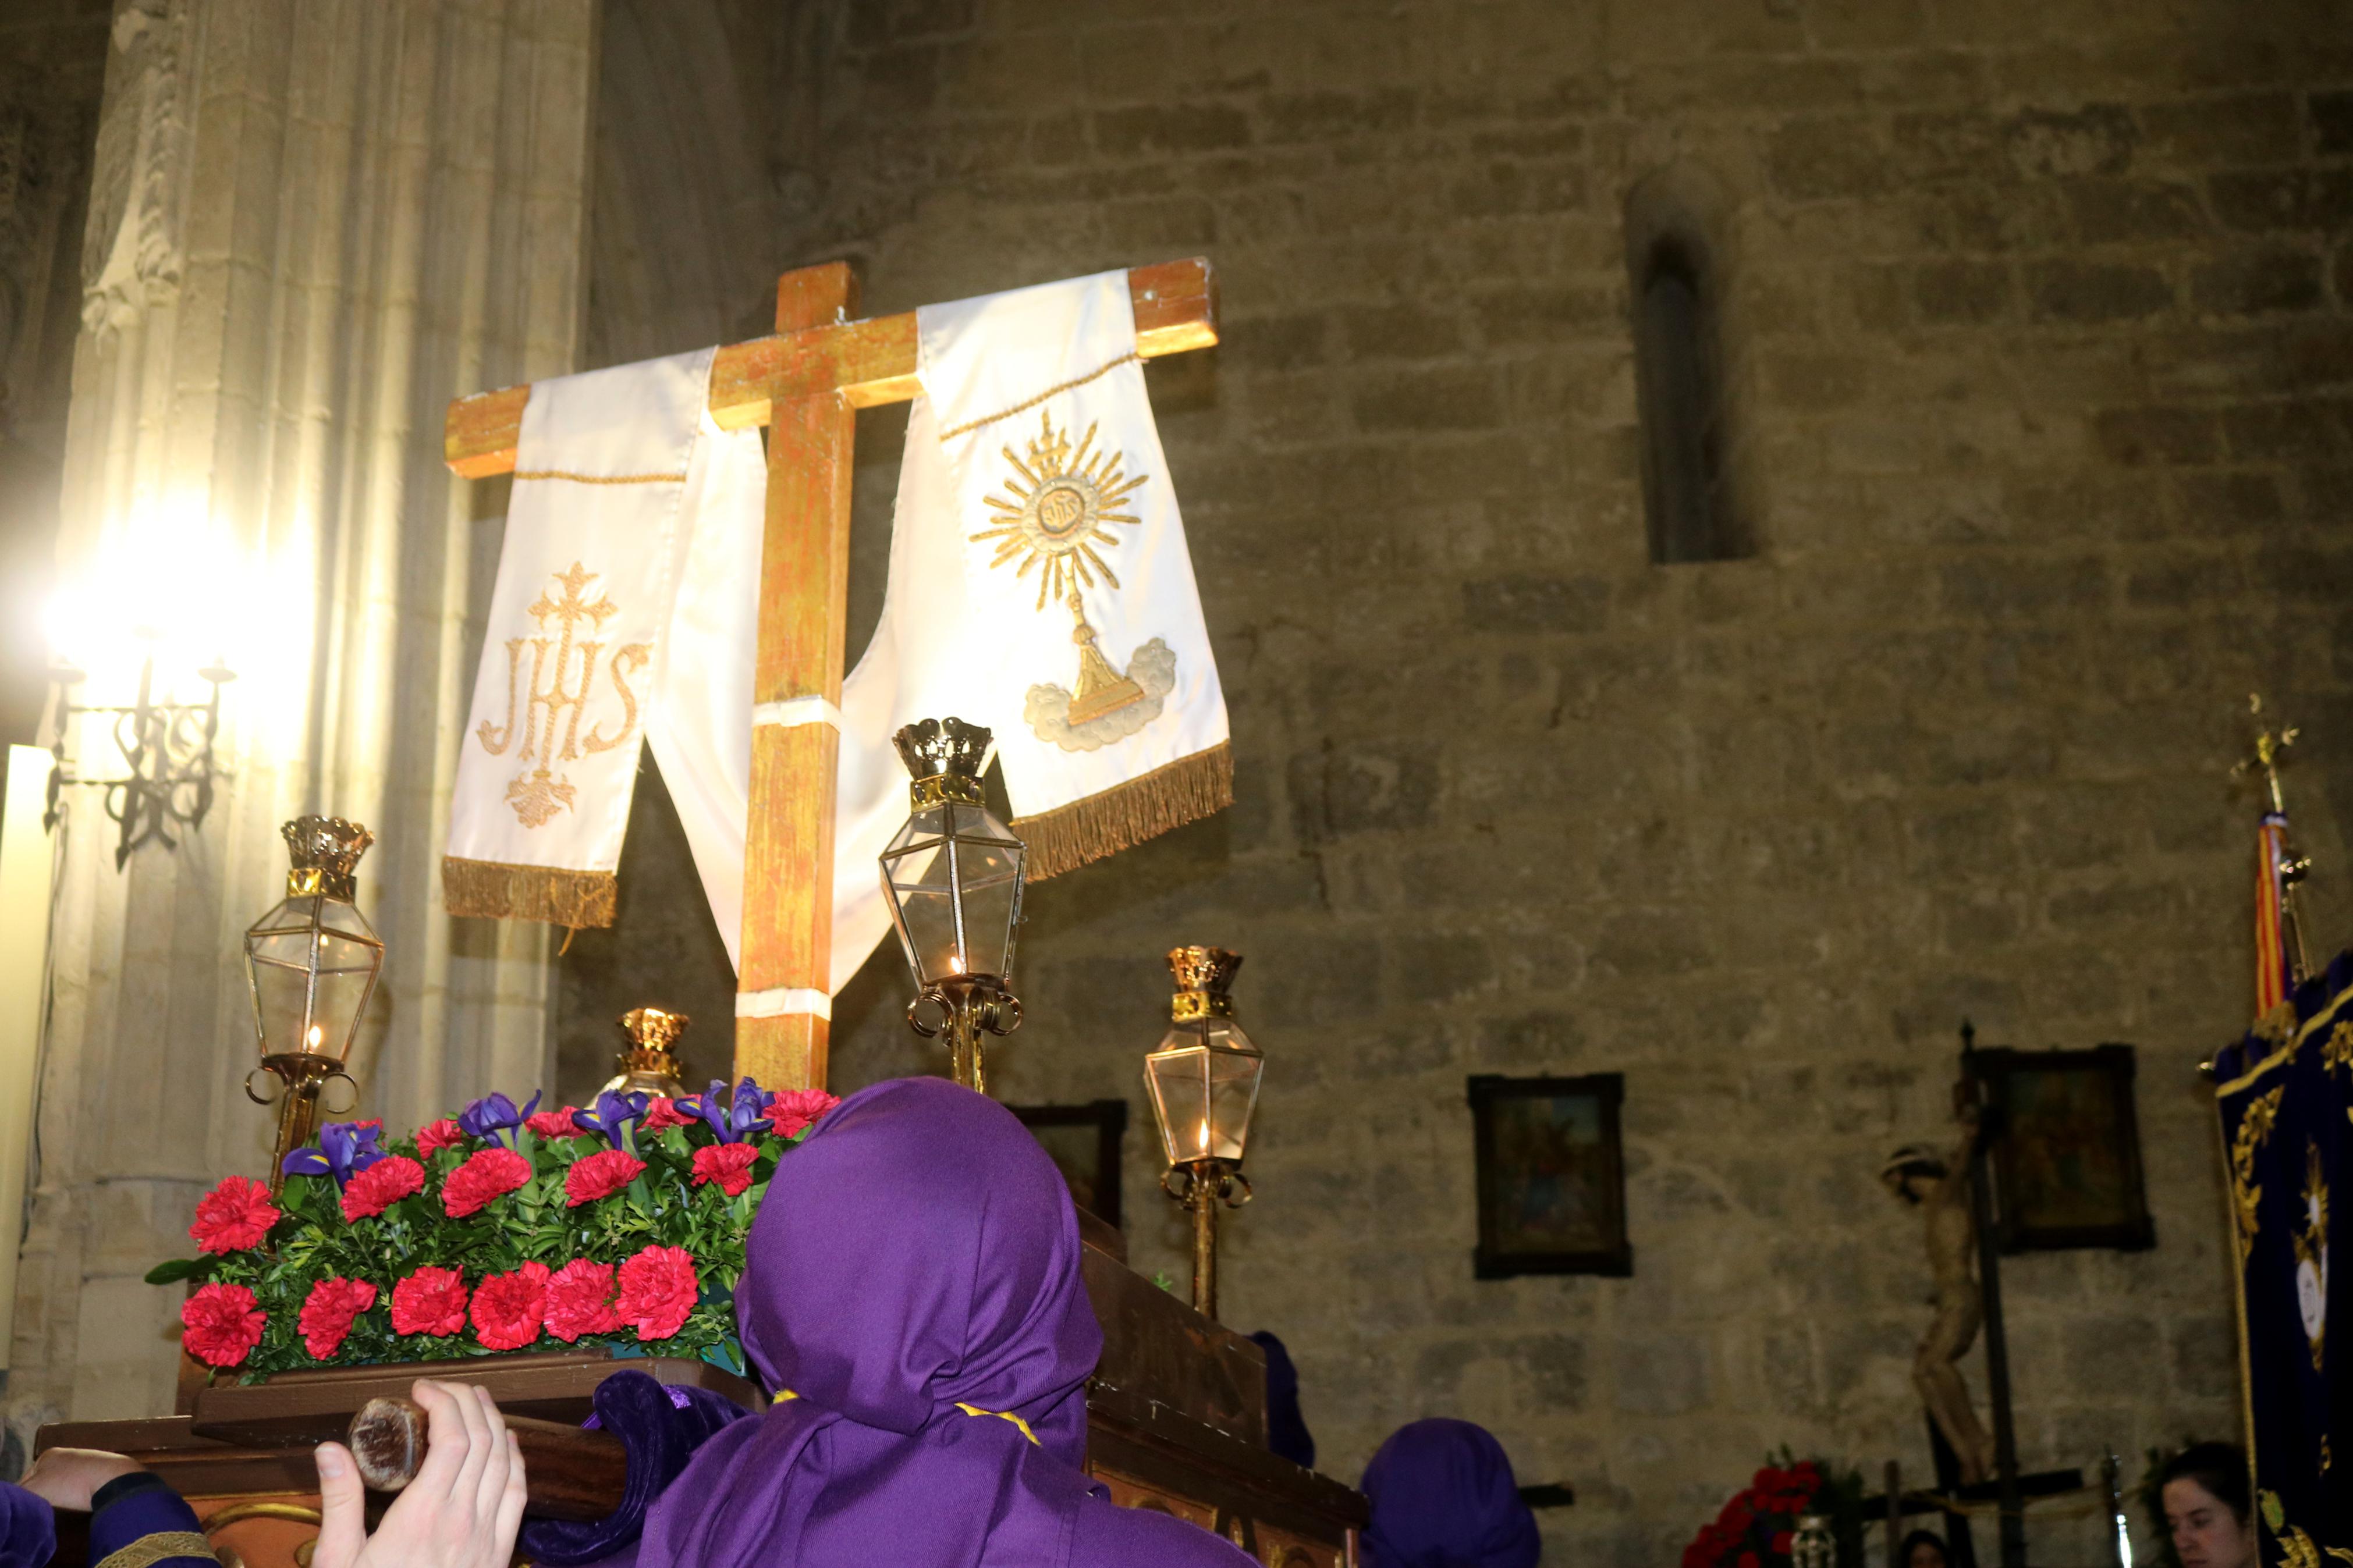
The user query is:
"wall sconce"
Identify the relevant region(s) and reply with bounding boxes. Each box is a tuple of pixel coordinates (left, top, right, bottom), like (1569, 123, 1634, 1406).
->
(243, 817, 382, 1191)
(44, 652, 233, 869)
(1145, 945, 1264, 1321)
(881, 717, 1025, 1094)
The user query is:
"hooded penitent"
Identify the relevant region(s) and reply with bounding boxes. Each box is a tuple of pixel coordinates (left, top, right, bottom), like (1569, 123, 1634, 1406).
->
(1361, 1418, 1542, 1568)
(630, 1076, 1250, 1568)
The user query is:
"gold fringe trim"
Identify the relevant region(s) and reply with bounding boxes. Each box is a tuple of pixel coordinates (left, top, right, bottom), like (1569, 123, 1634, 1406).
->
(937, 353, 1141, 441)
(442, 856, 617, 928)
(96, 1535, 216, 1568)
(1012, 742, 1232, 881)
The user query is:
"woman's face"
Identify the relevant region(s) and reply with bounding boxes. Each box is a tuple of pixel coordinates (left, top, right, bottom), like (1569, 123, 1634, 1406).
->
(2164, 1478, 2255, 1568)
(1907, 1544, 1948, 1568)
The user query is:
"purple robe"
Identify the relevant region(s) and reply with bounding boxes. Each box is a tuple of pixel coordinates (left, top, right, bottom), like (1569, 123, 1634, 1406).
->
(1361, 1419, 1541, 1568)
(633, 1076, 1250, 1568)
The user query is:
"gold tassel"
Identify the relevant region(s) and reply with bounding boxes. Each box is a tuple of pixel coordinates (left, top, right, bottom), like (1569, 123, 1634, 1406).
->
(1012, 742, 1233, 881)
(442, 856, 617, 928)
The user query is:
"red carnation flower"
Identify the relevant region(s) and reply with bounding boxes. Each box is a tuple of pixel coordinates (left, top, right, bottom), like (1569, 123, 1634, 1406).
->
(768, 1088, 840, 1139)
(470, 1262, 551, 1352)
(565, 1149, 647, 1207)
(355, 1118, 383, 1133)
(416, 1118, 464, 1154)
(1738, 1555, 1760, 1568)
(691, 1142, 760, 1196)
(614, 1245, 697, 1340)
(299, 1277, 378, 1360)
(544, 1260, 619, 1343)
(340, 1155, 425, 1221)
(442, 1146, 534, 1218)
(189, 1175, 280, 1253)
(526, 1107, 585, 1139)
(182, 1282, 267, 1367)
(1772, 1532, 1794, 1555)
(642, 1096, 693, 1131)
(391, 1265, 470, 1336)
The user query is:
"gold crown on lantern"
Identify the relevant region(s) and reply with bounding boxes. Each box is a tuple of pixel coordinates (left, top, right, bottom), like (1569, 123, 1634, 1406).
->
(1167, 944, 1242, 1021)
(606, 1006, 690, 1098)
(893, 717, 991, 806)
(281, 816, 374, 901)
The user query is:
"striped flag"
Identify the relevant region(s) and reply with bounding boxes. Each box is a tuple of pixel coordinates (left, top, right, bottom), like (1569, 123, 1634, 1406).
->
(2255, 810, 2295, 1016)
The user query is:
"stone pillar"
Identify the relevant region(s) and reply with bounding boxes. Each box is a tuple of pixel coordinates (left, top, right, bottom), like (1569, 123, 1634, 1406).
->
(6, 0, 595, 1430)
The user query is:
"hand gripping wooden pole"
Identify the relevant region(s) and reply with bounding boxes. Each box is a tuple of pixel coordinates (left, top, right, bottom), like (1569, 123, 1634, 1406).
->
(348, 1395, 627, 1521)
(443, 258, 1219, 1091)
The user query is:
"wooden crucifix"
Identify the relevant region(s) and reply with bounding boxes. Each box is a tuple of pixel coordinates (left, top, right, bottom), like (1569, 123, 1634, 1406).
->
(442, 258, 1220, 1093)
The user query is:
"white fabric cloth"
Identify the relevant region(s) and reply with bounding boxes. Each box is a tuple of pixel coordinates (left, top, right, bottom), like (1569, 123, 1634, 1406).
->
(825, 270, 1228, 991)
(448, 273, 1227, 998)
(444, 348, 763, 965)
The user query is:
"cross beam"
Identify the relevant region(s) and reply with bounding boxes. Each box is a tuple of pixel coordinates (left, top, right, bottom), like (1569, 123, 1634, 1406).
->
(442, 258, 1220, 1092)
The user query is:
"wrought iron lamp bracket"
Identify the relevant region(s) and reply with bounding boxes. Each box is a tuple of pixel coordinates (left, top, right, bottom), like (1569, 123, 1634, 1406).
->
(44, 656, 235, 869)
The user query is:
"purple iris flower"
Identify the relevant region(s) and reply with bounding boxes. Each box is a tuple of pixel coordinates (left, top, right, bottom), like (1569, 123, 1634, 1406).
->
(683, 1078, 775, 1145)
(281, 1120, 388, 1185)
(572, 1090, 648, 1153)
(459, 1090, 542, 1148)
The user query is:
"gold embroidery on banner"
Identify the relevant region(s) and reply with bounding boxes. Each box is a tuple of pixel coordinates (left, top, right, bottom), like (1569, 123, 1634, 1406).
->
(2293, 1141, 2329, 1373)
(2260, 1492, 2324, 1568)
(583, 644, 653, 754)
(974, 409, 1176, 752)
(2324, 1021, 2353, 1076)
(472, 563, 652, 828)
(2230, 1086, 2284, 1264)
(512, 469, 687, 485)
(938, 353, 1141, 442)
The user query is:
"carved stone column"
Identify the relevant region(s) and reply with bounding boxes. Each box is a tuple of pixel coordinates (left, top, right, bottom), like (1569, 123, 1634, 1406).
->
(7, 0, 595, 1428)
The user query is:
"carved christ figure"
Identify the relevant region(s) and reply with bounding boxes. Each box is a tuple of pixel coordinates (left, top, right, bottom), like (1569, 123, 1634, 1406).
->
(1881, 1106, 1999, 1485)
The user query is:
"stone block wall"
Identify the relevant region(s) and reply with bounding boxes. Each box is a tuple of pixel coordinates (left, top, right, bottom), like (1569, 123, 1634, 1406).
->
(580, 0, 2353, 1561)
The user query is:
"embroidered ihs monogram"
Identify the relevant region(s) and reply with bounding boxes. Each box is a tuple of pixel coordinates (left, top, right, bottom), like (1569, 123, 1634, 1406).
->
(476, 561, 652, 827)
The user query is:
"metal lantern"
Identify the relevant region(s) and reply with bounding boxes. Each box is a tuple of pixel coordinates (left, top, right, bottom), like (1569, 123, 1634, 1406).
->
(1791, 1516, 1834, 1568)
(881, 717, 1024, 1092)
(1146, 946, 1264, 1320)
(604, 1007, 690, 1098)
(242, 817, 382, 1189)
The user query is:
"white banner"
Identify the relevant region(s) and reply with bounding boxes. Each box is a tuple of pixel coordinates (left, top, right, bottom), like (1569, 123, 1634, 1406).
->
(443, 347, 762, 959)
(825, 270, 1230, 990)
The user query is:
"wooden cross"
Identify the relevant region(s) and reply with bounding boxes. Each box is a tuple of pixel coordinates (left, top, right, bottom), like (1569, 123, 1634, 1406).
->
(442, 258, 1220, 1093)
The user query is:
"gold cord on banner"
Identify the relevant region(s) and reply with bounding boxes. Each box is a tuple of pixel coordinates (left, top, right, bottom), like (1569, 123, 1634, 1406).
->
(1012, 741, 1232, 881)
(512, 470, 687, 485)
(442, 855, 618, 928)
(937, 353, 1142, 442)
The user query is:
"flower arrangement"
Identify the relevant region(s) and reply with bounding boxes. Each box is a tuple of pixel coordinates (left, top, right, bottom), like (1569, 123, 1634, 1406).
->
(1681, 1455, 1865, 1568)
(150, 1080, 839, 1378)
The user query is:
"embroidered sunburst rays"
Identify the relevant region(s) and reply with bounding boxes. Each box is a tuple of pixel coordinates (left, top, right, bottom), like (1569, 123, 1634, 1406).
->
(974, 410, 1148, 612)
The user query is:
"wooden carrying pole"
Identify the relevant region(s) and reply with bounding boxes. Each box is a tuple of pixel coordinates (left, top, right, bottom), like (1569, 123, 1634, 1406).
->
(443, 259, 1219, 1092)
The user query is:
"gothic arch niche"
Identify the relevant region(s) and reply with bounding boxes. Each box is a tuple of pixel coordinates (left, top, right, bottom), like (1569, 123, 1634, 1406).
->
(1624, 165, 1754, 565)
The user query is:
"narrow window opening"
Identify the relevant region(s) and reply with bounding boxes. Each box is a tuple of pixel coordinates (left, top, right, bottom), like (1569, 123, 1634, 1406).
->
(1632, 237, 1744, 564)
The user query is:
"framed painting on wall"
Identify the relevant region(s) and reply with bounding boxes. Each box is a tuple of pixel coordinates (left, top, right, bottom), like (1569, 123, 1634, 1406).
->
(1011, 1099, 1128, 1229)
(1972, 1043, 2155, 1252)
(1467, 1073, 1632, 1278)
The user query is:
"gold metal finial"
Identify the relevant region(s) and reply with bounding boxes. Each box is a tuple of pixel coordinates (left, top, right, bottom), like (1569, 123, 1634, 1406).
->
(1168, 945, 1242, 1021)
(894, 717, 991, 806)
(2232, 692, 2301, 813)
(604, 1006, 690, 1098)
(281, 816, 373, 900)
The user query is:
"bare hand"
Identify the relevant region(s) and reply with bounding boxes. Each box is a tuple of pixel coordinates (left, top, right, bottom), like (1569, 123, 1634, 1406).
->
(312, 1381, 527, 1568)
(18, 1447, 142, 1512)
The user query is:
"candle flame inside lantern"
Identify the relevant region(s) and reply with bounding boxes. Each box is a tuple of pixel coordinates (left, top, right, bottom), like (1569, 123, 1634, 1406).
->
(306, 1025, 323, 1051)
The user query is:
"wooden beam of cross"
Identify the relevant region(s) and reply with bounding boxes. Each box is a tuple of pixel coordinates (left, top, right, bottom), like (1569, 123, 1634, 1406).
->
(443, 258, 1220, 1093)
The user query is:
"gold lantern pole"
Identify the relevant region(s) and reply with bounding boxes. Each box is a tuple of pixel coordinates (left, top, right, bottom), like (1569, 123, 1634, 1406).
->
(1145, 946, 1265, 1321)
(242, 817, 379, 1192)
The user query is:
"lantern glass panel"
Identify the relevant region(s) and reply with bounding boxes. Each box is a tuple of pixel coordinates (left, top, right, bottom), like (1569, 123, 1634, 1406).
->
(243, 894, 383, 1062)
(1145, 1018, 1264, 1165)
(881, 799, 1024, 986)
